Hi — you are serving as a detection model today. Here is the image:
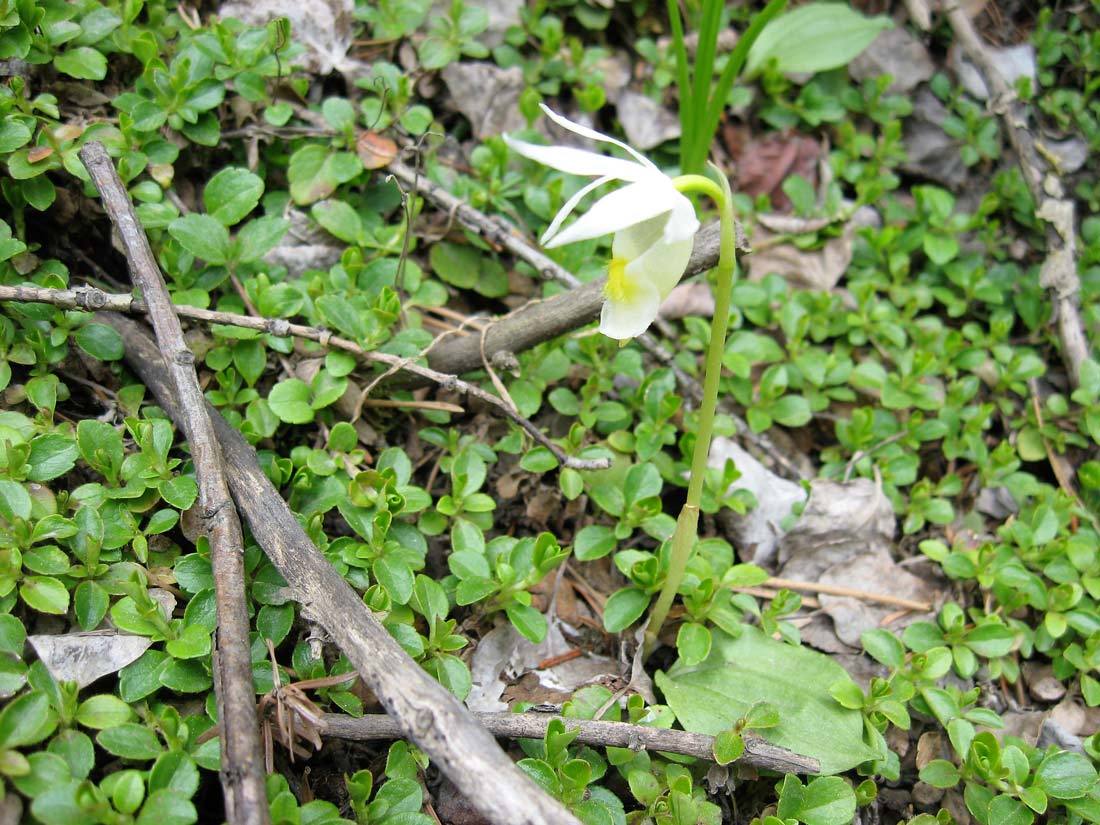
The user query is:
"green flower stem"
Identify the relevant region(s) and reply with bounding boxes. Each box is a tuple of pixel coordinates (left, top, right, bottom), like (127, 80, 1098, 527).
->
(645, 170, 737, 656)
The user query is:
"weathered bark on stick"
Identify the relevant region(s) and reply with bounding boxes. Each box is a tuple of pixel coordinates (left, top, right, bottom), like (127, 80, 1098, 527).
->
(384, 160, 725, 381)
(942, 5, 1089, 385)
(322, 712, 820, 774)
(79, 143, 269, 825)
(100, 312, 582, 825)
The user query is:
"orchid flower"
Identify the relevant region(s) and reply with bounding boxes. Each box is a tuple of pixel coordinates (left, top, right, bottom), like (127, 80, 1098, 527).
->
(504, 104, 700, 340)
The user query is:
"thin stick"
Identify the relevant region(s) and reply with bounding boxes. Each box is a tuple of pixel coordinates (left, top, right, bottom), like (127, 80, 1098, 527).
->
(386, 164, 809, 479)
(942, 4, 1088, 386)
(321, 712, 820, 775)
(361, 398, 465, 414)
(0, 283, 607, 472)
(101, 313, 583, 825)
(731, 586, 821, 610)
(765, 577, 932, 612)
(79, 143, 269, 825)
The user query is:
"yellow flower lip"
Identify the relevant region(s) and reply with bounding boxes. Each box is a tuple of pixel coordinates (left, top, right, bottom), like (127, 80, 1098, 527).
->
(605, 257, 635, 303)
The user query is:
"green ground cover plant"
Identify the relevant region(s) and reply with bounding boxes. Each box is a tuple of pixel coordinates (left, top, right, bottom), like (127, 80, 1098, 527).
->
(0, 0, 1098, 823)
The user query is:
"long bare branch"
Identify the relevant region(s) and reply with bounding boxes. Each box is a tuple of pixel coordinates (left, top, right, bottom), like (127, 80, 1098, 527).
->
(79, 142, 269, 825)
(100, 312, 583, 825)
(322, 712, 820, 774)
(0, 283, 607, 471)
(942, 5, 1089, 384)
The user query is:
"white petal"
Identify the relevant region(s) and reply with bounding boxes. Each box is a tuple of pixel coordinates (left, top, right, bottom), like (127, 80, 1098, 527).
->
(661, 192, 701, 244)
(503, 135, 650, 183)
(541, 175, 613, 246)
(545, 178, 678, 248)
(539, 104, 658, 172)
(599, 278, 661, 340)
(613, 213, 669, 262)
(626, 235, 694, 300)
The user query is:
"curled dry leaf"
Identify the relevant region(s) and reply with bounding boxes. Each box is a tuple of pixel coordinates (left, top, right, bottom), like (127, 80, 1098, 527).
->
(441, 62, 526, 139)
(816, 553, 940, 647)
(220, 0, 356, 75)
(616, 90, 681, 151)
(658, 281, 714, 321)
(29, 632, 153, 688)
(747, 222, 856, 292)
(709, 437, 806, 567)
(356, 131, 398, 170)
(848, 26, 934, 94)
(915, 730, 945, 770)
(949, 42, 1036, 101)
(732, 132, 820, 212)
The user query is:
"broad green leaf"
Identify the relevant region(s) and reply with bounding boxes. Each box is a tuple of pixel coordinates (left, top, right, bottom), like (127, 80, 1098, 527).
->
(203, 167, 263, 225)
(74, 323, 124, 361)
(268, 379, 314, 424)
(656, 626, 883, 774)
(20, 576, 70, 614)
(506, 602, 547, 644)
(168, 214, 230, 264)
(235, 215, 288, 262)
(602, 587, 650, 633)
(776, 775, 857, 825)
(54, 46, 107, 79)
(75, 694, 134, 730)
(0, 691, 53, 748)
(746, 3, 891, 77)
(1033, 750, 1097, 799)
(26, 434, 79, 482)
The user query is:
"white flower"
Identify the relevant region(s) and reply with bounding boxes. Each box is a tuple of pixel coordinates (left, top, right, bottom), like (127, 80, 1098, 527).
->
(504, 104, 700, 340)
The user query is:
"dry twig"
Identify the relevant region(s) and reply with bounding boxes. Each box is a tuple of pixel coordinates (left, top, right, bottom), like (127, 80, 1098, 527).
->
(321, 712, 820, 774)
(387, 164, 809, 479)
(764, 577, 932, 613)
(100, 313, 582, 825)
(80, 142, 269, 825)
(0, 283, 607, 471)
(942, 5, 1089, 385)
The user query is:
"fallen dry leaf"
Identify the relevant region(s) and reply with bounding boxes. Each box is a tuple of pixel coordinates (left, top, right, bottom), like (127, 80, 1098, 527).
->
(950, 42, 1036, 101)
(220, 0, 356, 75)
(747, 224, 855, 291)
(733, 133, 820, 212)
(466, 622, 616, 713)
(901, 88, 969, 189)
(441, 62, 526, 139)
(916, 730, 946, 770)
(816, 553, 939, 647)
(709, 437, 807, 567)
(616, 90, 680, 151)
(848, 26, 935, 94)
(29, 632, 153, 688)
(658, 281, 714, 320)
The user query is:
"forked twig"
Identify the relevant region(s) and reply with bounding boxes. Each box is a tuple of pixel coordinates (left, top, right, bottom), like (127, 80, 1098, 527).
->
(101, 313, 583, 825)
(79, 142, 269, 825)
(0, 283, 608, 471)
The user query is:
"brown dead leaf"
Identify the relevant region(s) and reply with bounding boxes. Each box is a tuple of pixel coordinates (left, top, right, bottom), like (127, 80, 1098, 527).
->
(356, 131, 398, 170)
(525, 487, 560, 525)
(733, 133, 820, 212)
(658, 281, 714, 320)
(747, 223, 855, 291)
(27, 146, 53, 164)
